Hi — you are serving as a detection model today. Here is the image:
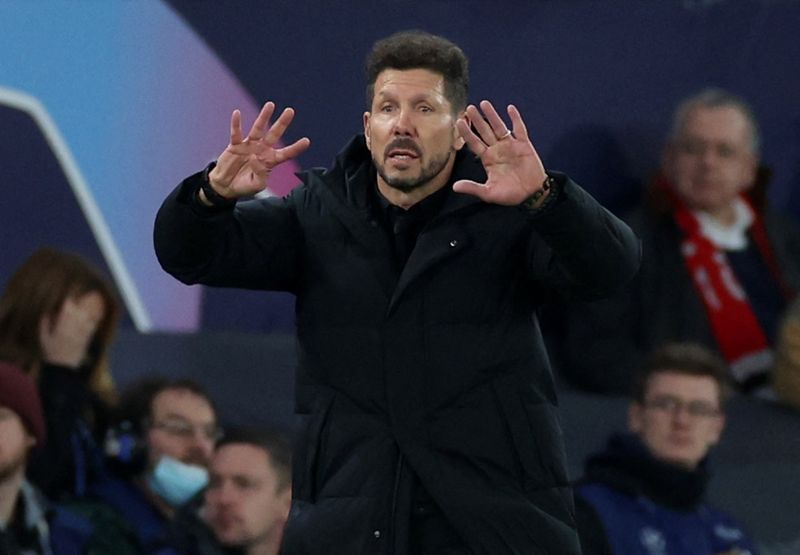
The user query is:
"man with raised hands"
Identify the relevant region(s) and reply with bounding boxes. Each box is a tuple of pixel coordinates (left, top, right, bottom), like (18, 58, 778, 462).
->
(155, 30, 639, 555)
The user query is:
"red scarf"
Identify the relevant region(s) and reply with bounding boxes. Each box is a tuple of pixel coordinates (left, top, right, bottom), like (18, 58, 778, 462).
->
(660, 177, 791, 386)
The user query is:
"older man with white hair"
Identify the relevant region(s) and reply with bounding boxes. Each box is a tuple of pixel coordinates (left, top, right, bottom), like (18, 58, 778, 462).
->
(554, 88, 800, 396)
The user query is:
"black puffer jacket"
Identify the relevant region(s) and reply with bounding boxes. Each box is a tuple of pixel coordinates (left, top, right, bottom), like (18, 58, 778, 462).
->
(154, 136, 640, 554)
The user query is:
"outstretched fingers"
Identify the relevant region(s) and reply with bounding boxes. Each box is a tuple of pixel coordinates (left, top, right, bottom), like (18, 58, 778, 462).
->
(230, 109, 243, 145)
(507, 104, 528, 142)
(479, 100, 511, 139)
(263, 106, 298, 146)
(246, 101, 276, 142)
(452, 178, 489, 200)
(465, 104, 498, 146)
(456, 117, 487, 157)
(275, 137, 312, 164)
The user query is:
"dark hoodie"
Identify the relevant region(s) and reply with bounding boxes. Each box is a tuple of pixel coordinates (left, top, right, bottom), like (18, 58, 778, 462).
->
(573, 433, 757, 555)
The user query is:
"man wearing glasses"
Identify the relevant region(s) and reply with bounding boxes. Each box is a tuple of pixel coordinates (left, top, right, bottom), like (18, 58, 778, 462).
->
(85, 377, 222, 554)
(573, 343, 758, 555)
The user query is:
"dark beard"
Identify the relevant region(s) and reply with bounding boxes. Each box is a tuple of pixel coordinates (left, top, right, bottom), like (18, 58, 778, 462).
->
(374, 149, 453, 193)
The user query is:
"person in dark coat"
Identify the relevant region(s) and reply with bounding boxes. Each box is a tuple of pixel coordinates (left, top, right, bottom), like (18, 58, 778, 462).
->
(0, 248, 121, 501)
(154, 30, 640, 554)
(0, 361, 102, 555)
(548, 88, 800, 397)
(81, 377, 220, 555)
(573, 343, 758, 555)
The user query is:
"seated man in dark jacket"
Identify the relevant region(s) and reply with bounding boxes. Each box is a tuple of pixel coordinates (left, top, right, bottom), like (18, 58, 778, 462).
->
(574, 343, 758, 555)
(0, 361, 98, 555)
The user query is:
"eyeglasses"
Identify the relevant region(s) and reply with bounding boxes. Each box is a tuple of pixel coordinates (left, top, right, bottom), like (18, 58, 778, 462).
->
(643, 395, 721, 419)
(149, 418, 223, 442)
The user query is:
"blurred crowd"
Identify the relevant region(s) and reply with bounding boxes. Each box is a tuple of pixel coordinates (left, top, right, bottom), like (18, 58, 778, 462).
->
(0, 250, 291, 554)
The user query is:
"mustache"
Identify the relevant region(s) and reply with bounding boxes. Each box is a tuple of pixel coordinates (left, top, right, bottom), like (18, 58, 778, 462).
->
(384, 138, 422, 158)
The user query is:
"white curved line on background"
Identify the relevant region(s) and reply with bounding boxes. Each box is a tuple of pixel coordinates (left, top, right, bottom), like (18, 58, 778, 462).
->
(0, 85, 151, 331)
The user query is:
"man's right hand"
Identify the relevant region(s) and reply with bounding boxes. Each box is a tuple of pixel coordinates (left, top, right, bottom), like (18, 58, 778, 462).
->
(203, 101, 311, 203)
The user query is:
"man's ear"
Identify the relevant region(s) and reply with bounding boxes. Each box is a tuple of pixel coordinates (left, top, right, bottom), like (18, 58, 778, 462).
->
(279, 488, 292, 519)
(707, 414, 726, 448)
(363, 112, 371, 150)
(453, 110, 467, 151)
(739, 154, 759, 193)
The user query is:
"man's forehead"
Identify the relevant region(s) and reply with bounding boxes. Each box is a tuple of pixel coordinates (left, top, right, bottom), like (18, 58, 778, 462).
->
(374, 68, 447, 97)
(679, 106, 752, 143)
(213, 444, 272, 472)
(645, 371, 720, 400)
(152, 387, 214, 418)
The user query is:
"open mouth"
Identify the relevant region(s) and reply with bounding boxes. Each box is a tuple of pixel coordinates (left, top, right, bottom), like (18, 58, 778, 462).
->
(385, 140, 421, 162)
(387, 149, 419, 162)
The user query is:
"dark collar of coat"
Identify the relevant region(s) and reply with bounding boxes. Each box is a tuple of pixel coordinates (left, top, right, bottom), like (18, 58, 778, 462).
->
(299, 134, 487, 219)
(582, 432, 710, 511)
(297, 135, 488, 306)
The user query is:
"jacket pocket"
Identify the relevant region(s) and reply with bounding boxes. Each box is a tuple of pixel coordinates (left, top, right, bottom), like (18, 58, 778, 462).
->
(493, 376, 569, 491)
(293, 393, 334, 502)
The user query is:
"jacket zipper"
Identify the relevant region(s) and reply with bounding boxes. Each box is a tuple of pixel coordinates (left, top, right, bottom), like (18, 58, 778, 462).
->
(387, 453, 404, 554)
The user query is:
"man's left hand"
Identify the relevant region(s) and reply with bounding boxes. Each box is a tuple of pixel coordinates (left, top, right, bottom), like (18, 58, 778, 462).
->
(454, 100, 548, 206)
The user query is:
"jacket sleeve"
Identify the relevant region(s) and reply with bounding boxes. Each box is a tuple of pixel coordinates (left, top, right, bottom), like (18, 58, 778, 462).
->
(153, 170, 304, 292)
(524, 173, 641, 303)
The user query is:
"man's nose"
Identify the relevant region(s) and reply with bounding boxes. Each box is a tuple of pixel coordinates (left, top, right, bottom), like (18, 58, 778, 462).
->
(215, 482, 237, 505)
(188, 431, 215, 463)
(699, 146, 720, 168)
(671, 405, 693, 425)
(392, 108, 414, 135)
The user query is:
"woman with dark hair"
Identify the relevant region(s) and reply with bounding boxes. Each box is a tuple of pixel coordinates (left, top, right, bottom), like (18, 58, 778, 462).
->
(0, 247, 121, 500)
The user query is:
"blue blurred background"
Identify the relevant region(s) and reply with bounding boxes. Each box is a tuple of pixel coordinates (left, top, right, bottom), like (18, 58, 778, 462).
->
(3, 0, 799, 333)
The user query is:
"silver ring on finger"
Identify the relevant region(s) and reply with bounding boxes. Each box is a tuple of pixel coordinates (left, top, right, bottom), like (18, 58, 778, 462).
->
(497, 129, 513, 141)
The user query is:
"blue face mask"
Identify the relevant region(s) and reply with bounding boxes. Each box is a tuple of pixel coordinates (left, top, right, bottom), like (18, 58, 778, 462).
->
(147, 455, 209, 507)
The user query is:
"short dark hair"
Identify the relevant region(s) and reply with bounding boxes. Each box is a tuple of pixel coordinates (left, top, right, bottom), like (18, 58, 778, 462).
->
(114, 376, 216, 434)
(632, 343, 733, 405)
(365, 30, 469, 113)
(216, 427, 292, 492)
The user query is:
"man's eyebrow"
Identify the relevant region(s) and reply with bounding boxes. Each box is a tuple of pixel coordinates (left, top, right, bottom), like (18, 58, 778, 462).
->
(375, 91, 443, 104)
(159, 412, 214, 424)
(159, 412, 190, 421)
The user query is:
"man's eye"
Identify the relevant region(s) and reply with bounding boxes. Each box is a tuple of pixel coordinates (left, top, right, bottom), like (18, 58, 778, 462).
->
(235, 478, 255, 489)
(419, 106, 432, 113)
(380, 105, 394, 113)
(681, 141, 703, 155)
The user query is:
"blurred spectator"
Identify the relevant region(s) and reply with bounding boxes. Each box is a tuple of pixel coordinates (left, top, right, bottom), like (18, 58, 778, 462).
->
(82, 376, 221, 554)
(0, 247, 120, 500)
(0, 361, 100, 553)
(773, 298, 800, 409)
(551, 88, 800, 396)
(573, 343, 758, 554)
(203, 428, 292, 555)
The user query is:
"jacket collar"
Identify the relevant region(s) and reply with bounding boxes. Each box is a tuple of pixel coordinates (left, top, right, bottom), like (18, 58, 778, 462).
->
(301, 134, 486, 218)
(299, 135, 487, 311)
(583, 433, 710, 511)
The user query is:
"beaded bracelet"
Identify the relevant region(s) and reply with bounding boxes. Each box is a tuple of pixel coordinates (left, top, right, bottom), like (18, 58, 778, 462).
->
(200, 161, 237, 208)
